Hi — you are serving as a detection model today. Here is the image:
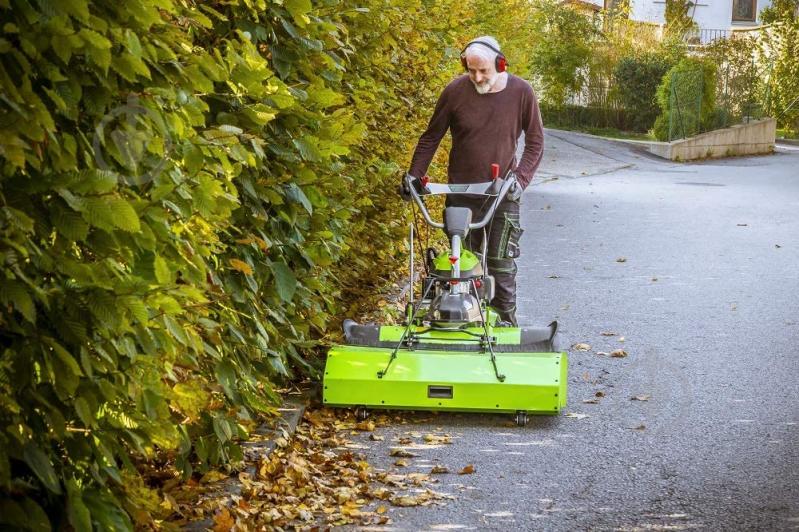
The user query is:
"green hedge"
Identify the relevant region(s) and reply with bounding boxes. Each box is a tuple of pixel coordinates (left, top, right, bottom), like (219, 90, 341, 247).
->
(613, 54, 673, 132)
(653, 57, 718, 141)
(541, 103, 636, 132)
(0, 0, 467, 528)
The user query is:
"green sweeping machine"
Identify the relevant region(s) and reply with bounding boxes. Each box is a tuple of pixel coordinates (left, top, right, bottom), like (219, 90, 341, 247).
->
(322, 173, 567, 425)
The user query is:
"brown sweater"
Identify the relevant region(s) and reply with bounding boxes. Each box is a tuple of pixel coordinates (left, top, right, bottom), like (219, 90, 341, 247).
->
(408, 74, 544, 189)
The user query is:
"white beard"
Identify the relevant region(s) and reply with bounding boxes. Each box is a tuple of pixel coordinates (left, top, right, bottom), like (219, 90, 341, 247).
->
(471, 74, 497, 94)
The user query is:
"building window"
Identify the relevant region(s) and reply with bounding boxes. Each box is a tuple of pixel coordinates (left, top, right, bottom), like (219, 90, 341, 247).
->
(732, 0, 756, 22)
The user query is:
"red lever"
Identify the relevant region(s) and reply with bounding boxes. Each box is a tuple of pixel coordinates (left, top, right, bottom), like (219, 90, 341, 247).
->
(491, 163, 500, 180)
(421, 175, 430, 187)
(449, 256, 458, 265)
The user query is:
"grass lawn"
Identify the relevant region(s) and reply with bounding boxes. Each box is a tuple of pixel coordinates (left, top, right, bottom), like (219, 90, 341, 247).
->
(548, 124, 655, 141)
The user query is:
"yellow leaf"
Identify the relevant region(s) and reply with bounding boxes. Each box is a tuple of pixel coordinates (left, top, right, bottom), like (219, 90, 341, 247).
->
(229, 258, 253, 275)
(458, 464, 475, 475)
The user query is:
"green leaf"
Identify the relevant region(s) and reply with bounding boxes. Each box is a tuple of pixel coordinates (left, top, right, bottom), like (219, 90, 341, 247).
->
(107, 197, 140, 232)
(0, 280, 36, 323)
(215, 360, 237, 400)
(23, 443, 62, 494)
(20, 498, 51, 532)
(285, 183, 312, 214)
(153, 255, 171, 284)
(293, 136, 323, 162)
(268, 261, 297, 303)
(285, 0, 312, 26)
(67, 485, 92, 532)
(44, 336, 83, 378)
(0, 500, 26, 529)
(74, 397, 94, 427)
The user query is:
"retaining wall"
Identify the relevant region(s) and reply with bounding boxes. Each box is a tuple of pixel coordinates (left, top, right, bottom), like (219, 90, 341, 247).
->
(647, 118, 776, 161)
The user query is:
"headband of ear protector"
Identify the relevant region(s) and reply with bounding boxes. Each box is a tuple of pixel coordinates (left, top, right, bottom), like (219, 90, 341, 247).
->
(460, 40, 507, 73)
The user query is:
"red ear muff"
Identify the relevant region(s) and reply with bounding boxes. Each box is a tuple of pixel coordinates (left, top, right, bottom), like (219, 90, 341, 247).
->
(496, 55, 507, 73)
(460, 40, 508, 73)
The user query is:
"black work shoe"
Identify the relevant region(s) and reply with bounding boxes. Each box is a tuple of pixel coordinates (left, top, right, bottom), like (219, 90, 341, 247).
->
(496, 308, 518, 327)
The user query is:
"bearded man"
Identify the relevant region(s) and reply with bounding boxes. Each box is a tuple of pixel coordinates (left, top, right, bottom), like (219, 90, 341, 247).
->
(400, 36, 545, 327)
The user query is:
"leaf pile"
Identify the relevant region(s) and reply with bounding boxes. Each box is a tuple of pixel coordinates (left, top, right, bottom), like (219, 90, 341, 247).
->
(173, 409, 452, 529)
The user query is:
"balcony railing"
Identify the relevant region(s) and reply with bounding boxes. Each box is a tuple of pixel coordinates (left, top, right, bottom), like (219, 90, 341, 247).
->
(683, 28, 732, 45)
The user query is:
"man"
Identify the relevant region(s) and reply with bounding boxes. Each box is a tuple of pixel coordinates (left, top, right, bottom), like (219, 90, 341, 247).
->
(401, 36, 544, 327)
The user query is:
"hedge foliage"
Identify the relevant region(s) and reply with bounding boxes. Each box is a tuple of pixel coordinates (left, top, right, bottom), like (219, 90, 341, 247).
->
(653, 57, 718, 141)
(0, 0, 470, 528)
(613, 54, 674, 132)
(760, 0, 799, 131)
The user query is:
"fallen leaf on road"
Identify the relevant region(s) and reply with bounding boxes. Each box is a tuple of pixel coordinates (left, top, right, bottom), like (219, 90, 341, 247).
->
(397, 437, 413, 445)
(596, 351, 610, 356)
(616, 257, 627, 263)
(610, 349, 628, 358)
(458, 465, 475, 475)
(430, 465, 449, 474)
(394, 459, 409, 467)
(573, 343, 591, 351)
(200, 470, 228, 484)
(212, 508, 235, 532)
(737, 223, 748, 227)
(565, 413, 588, 419)
(389, 448, 417, 458)
(775, 244, 782, 248)
(595, 391, 606, 397)
(631, 395, 651, 401)
(582, 398, 599, 404)
(377, 506, 387, 514)
(618, 336, 625, 342)
(369, 434, 384, 441)
(600, 331, 617, 336)
(423, 434, 452, 445)
(548, 274, 560, 279)
(355, 420, 375, 432)
(632, 424, 646, 431)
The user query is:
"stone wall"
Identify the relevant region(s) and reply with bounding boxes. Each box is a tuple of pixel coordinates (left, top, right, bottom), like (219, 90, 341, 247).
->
(646, 118, 776, 161)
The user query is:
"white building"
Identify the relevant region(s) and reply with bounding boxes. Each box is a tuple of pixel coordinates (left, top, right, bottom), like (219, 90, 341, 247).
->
(581, 0, 772, 38)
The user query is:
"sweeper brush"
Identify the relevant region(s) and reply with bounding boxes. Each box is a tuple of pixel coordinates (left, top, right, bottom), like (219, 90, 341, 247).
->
(322, 171, 568, 425)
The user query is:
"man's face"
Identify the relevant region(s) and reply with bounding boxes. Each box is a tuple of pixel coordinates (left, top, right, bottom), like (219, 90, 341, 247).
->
(465, 54, 497, 94)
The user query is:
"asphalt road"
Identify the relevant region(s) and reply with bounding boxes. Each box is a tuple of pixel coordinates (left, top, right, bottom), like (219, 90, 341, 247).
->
(346, 130, 799, 531)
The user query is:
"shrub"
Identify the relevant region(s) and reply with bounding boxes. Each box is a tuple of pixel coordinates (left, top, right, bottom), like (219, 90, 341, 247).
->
(614, 54, 674, 132)
(653, 57, 718, 140)
(759, 0, 799, 133)
(528, 0, 600, 105)
(0, 0, 468, 528)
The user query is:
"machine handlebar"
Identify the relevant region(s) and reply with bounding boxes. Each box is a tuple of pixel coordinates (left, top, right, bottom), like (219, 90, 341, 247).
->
(405, 173, 517, 230)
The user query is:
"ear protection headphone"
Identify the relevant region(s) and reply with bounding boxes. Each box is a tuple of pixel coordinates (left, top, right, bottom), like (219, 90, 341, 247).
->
(460, 40, 507, 73)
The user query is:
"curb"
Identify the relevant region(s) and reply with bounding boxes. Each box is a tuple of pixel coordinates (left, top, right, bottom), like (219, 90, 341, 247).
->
(184, 392, 309, 530)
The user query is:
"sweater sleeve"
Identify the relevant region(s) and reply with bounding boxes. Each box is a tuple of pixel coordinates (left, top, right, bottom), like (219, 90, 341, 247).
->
(408, 86, 452, 178)
(514, 86, 544, 189)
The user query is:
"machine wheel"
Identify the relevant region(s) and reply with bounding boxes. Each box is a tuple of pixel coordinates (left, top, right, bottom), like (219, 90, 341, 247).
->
(514, 411, 529, 427)
(355, 407, 369, 421)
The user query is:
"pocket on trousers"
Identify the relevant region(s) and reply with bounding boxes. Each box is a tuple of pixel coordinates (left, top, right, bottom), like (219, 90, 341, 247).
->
(502, 216, 524, 259)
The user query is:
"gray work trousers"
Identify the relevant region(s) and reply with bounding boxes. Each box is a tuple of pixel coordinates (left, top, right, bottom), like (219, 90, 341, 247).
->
(445, 195, 523, 322)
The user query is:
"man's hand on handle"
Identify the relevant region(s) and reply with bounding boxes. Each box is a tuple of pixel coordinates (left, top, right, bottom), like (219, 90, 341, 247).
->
(507, 171, 522, 203)
(399, 173, 422, 202)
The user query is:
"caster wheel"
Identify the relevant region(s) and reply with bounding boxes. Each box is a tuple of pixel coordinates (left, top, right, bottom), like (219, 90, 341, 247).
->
(514, 411, 529, 427)
(355, 407, 369, 421)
